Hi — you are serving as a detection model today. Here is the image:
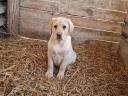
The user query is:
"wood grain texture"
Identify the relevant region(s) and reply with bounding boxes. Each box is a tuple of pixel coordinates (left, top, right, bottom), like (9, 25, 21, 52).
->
(20, 19, 121, 42)
(20, 0, 127, 23)
(54, 13, 122, 33)
(20, 8, 121, 42)
(0, 15, 5, 26)
(20, 8, 122, 33)
(8, 0, 127, 43)
(119, 38, 128, 70)
(125, 14, 128, 22)
(21, 0, 128, 12)
(72, 28, 121, 43)
(7, 0, 20, 33)
(19, 8, 52, 40)
(122, 23, 128, 38)
(0, 2, 6, 14)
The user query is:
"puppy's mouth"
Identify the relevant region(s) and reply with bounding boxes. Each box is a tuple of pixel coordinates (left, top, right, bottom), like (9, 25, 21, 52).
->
(56, 35, 62, 41)
(57, 37, 62, 41)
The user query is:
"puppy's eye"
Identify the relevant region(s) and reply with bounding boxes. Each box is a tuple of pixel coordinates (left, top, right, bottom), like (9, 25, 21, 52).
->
(54, 25, 57, 29)
(63, 25, 66, 29)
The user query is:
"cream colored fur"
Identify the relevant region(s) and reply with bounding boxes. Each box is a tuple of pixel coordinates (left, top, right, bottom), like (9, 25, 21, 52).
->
(45, 17, 76, 80)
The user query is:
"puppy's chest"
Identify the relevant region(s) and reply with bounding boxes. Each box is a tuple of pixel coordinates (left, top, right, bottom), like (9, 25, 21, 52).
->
(52, 44, 65, 55)
(50, 44, 65, 65)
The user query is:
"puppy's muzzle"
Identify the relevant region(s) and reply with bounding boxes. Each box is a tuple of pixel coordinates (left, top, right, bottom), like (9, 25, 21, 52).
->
(56, 33, 62, 40)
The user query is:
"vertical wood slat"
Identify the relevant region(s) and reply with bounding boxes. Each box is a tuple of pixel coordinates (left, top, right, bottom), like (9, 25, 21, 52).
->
(0, 15, 5, 26)
(122, 12, 128, 38)
(125, 14, 128, 22)
(0, 1, 6, 27)
(0, 2, 6, 14)
(7, 0, 20, 33)
(123, 0, 128, 38)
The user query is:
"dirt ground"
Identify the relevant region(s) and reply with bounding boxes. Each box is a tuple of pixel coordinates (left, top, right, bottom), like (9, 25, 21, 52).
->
(0, 36, 128, 96)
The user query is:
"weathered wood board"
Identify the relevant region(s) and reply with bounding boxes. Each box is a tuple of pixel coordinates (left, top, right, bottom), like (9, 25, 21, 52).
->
(20, 8, 121, 42)
(122, 12, 128, 38)
(0, 15, 5, 27)
(125, 14, 128, 22)
(20, 8, 122, 33)
(20, 0, 127, 22)
(122, 23, 128, 38)
(7, 0, 20, 34)
(8, 0, 128, 43)
(0, 2, 6, 14)
(20, 19, 121, 43)
(21, 0, 128, 12)
(0, 1, 6, 27)
(119, 38, 128, 70)
(54, 13, 122, 33)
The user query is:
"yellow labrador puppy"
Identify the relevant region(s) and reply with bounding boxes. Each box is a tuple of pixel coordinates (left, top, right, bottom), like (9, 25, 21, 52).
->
(45, 17, 76, 80)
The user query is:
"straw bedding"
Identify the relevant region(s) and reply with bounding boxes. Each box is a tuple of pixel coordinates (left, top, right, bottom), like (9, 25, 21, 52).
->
(0, 36, 128, 96)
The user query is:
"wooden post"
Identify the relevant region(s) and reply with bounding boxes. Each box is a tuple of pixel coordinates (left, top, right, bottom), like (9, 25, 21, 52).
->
(0, 1, 6, 27)
(7, 0, 20, 33)
(119, 8, 128, 70)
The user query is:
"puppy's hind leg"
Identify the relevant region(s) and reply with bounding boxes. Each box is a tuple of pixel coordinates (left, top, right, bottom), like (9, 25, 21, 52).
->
(69, 51, 77, 65)
(66, 51, 77, 71)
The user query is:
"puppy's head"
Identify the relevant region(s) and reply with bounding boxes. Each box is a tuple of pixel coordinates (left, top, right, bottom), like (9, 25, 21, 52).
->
(49, 17, 74, 41)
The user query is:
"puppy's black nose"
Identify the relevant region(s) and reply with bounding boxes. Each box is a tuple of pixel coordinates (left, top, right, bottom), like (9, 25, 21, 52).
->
(56, 33, 62, 39)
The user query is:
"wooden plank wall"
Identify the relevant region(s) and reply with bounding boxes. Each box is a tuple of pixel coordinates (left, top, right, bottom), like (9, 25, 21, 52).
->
(8, 0, 128, 43)
(121, 11, 128, 38)
(7, 0, 20, 34)
(119, 12, 128, 69)
(0, 0, 6, 28)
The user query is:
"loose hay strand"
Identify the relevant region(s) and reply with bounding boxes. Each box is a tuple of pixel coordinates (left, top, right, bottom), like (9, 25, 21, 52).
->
(0, 65, 16, 73)
(63, 68, 80, 96)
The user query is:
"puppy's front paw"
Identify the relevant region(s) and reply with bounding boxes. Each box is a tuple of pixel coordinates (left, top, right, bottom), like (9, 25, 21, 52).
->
(45, 71, 53, 80)
(57, 72, 64, 80)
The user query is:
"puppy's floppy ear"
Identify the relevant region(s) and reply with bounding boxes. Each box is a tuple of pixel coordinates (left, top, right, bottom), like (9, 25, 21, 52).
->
(68, 19, 74, 33)
(49, 18, 56, 34)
